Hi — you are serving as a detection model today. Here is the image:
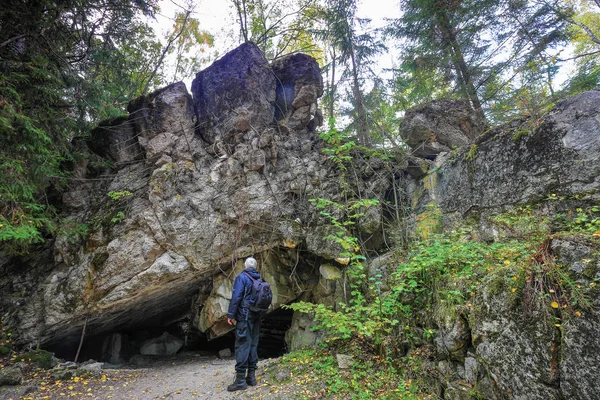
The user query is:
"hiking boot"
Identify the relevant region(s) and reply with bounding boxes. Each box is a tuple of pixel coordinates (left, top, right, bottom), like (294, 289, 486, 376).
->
(246, 369, 257, 386)
(227, 372, 248, 392)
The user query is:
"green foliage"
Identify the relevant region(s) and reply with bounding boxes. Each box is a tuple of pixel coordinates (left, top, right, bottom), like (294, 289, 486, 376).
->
(465, 144, 478, 162)
(107, 191, 133, 201)
(555, 206, 600, 234)
(0, 0, 163, 254)
(561, 1, 600, 94)
(232, 0, 323, 60)
(288, 195, 600, 377)
(387, 0, 569, 121)
(56, 220, 89, 243)
(162, 10, 214, 84)
(290, 197, 389, 343)
(319, 118, 357, 167)
(105, 190, 134, 225)
(492, 205, 552, 242)
(111, 211, 126, 224)
(273, 348, 422, 399)
(414, 202, 442, 241)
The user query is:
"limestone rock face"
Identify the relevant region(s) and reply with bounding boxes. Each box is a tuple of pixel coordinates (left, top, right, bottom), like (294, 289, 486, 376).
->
(401, 99, 486, 159)
(470, 286, 559, 399)
(0, 43, 393, 350)
(413, 90, 600, 218)
(285, 311, 324, 351)
(434, 315, 470, 363)
(550, 239, 600, 400)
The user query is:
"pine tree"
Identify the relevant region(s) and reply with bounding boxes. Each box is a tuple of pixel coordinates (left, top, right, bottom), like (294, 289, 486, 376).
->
(0, 0, 160, 254)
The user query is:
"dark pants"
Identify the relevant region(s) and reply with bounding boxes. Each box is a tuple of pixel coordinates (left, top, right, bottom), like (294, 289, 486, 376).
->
(234, 314, 261, 373)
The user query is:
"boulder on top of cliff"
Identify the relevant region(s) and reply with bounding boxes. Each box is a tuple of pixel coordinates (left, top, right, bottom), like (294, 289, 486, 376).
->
(191, 42, 276, 146)
(272, 53, 324, 130)
(126, 82, 199, 163)
(401, 99, 486, 159)
(89, 116, 142, 164)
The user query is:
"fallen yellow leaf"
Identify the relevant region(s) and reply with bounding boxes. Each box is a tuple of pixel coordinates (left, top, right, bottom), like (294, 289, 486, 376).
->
(551, 301, 559, 309)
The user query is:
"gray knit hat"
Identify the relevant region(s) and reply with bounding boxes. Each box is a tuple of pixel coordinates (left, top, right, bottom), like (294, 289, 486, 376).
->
(244, 257, 257, 269)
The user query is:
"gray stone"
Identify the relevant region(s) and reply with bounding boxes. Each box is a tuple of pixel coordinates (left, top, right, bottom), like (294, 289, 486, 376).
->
(285, 311, 324, 351)
(434, 316, 470, 362)
(552, 239, 600, 400)
(3, 41, 600, 400)
(464, 356, 478, 384)
(79, 362, 104, 373)
(197, 252, 303, 338)
(0, 366, 22, 386)
(437, 360, 458, 380)
(51, 369, 76, 381)
(470, 283, 559, 399)
(89, 117, 142, 164)
(550, 239, 592, 268)
(291, 85, 318, 109)
(272, 53, 322, 120)
(336, 354, 354, 369)
(274, 368, 291, 382)
(444, 381, 471, 400)
(218, 348, 232, 358)
(102, 333, 126, 365)
(319, 264, 342, 280)
(401, 99, 486, 159)
(58, 361, 78, 369)
(140, 332, 183, 356)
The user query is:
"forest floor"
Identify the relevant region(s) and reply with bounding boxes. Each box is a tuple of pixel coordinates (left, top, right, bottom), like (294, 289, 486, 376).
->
(0, 352, 304, 400)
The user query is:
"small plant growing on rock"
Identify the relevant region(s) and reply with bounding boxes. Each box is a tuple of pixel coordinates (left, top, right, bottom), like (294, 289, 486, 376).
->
(107, 190, 133, 201)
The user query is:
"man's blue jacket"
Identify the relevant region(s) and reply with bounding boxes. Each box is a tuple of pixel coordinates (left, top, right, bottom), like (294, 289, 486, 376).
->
(227, 267, 261, 321)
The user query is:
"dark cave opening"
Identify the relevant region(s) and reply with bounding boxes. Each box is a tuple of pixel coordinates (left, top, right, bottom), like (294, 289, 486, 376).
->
(258, 306, 294, 358)
(46, 307, 294, 363)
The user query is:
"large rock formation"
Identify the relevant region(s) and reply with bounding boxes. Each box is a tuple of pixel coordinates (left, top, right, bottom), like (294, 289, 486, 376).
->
(0, 43, 394, 353)
(400, 99, 486, 159)
(395, 89, 600, 399)
(408, 89, 600, 227)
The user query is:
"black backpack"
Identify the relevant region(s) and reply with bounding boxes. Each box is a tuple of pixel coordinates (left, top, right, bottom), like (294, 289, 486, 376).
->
(245, 271, 273, 314)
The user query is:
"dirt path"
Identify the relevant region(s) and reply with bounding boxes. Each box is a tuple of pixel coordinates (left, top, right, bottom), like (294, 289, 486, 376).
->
(94, 353, 258, 400)
(1, 352, 292, 400)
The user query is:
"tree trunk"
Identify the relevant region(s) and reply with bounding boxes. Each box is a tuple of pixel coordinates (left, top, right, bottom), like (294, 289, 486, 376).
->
(329, 47, 336, 121)
(436, 8, 484, 117)
(233, 0, 249, 42)
(349, 43, 370, 146)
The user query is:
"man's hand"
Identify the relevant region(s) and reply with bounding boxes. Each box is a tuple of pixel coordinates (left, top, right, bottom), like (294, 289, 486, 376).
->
(227, 318, 235, 326)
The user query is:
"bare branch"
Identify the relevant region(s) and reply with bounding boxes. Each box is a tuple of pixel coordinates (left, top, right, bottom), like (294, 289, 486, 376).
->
(0, 34, 26, 49)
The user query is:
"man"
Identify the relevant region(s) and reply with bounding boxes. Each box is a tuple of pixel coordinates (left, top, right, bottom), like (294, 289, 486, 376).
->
(226, 257, 262, 392)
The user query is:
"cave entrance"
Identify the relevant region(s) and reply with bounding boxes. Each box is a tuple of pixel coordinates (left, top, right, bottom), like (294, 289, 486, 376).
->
(46, 307, 293, 363)
(258, 306, 293, 358)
